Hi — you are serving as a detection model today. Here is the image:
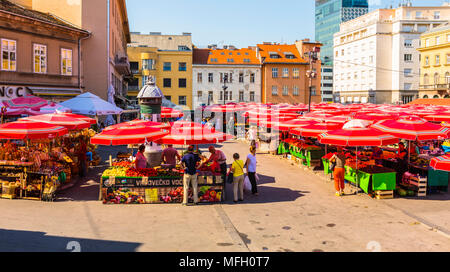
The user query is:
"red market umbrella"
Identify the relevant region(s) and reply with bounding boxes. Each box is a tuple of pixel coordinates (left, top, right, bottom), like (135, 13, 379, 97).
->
(277, 119, 318, 132)
(318, 127, 399, 147)
(303, 112, 334, 121)
(371, 118, 450, 141)
(91, 125, 169, 146)
(430, 155, 450, 172)
(155, 126, 233, 145)
(424, 114, 450, 122)
(59, 113, 97, 125)
(20, 113, 91, 130)
(2, 95, 49, 110)
(353, 113, 398, 122)
(0, 121, 68, 140)
(291, 122, 343, 138)
(161, 107, 184, 119)
(103, 120, 170, 131)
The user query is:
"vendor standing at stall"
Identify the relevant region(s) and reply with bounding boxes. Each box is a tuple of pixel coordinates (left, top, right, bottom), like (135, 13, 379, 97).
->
(371, 146, 384, 166)
(181, 145, 201, 206)
(161, 144, 181, 169)
(207, 146, 227, 180)
(396, 142, 409, 182)
(135, 145, 147, 169)
(78, 137, 88, 178)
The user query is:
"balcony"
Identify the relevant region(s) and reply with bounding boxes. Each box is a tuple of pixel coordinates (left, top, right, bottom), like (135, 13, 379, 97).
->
(420, 84, 450, 90)
(114, 54, 131, 76)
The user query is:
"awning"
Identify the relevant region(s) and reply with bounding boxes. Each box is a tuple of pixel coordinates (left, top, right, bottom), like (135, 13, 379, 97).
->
(29, 87, 83, 97)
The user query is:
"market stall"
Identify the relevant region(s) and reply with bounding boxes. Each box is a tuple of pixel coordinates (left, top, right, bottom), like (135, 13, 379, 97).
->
(94, 120, 233, 204)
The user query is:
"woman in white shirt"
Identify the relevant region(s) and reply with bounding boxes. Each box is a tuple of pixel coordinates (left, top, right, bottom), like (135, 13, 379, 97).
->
(245, 146, 258, 195)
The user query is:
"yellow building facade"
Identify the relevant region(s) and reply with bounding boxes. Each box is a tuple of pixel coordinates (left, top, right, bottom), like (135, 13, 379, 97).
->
(418, 23, 450, 99)
(127, 46, 193, 109)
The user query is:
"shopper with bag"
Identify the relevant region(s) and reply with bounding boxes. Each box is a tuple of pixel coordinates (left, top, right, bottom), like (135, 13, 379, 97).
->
(245, 146, 258, 196)
(229, 153, 245, 203)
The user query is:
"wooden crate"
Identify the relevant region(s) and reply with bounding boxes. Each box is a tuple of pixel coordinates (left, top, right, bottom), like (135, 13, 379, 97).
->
(375, 190, 394, 200)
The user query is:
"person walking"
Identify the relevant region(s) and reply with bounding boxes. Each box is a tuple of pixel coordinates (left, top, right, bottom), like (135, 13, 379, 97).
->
(330, 147, 346, 196)
(230, 153, 245, 203)
(161, 144, 181, 169)
(181, 145, 201, 206)
(78, 137, 88, 178)
(245, 146, 258, 195)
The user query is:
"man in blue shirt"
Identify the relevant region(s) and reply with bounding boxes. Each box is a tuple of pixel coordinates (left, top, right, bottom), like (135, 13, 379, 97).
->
(181, 145, 201, 205)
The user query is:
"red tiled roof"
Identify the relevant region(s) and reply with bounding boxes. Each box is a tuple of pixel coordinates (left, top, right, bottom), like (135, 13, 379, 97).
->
(207, 48, 260, 65)
(193, 48, 210, 64)
(257, 44, 307, 64)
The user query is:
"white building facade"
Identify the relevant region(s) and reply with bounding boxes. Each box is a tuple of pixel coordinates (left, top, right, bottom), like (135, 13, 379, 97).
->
(192, 47, 261, 108)
(333, 5, 450, 104)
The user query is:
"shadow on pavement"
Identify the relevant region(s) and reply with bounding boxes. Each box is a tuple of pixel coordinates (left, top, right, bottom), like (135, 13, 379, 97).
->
(0, 228, 141, 252)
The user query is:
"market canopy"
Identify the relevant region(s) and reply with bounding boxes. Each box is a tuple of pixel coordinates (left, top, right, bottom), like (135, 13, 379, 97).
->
(161, 107, 184, 119)
(20, 113, 92, 130)
(0, 121, 68, 140)
(318, 127, 399, 147)
(430, 155, 450, 172)
(91, 124, 169, 146)
(371, 118, 450, 141)
(291, 122, 343, 138)
(59, 92, 123, 116)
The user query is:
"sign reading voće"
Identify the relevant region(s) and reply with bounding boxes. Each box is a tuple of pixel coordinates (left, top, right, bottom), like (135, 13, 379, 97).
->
(0, 86, 33, 101)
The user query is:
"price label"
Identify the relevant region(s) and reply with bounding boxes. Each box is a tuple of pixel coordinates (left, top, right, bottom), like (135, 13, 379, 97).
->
(145, 188, 158, 203)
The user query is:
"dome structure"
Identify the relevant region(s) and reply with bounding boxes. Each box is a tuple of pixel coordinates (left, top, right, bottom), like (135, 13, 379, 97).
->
(137, 76, 163, 99)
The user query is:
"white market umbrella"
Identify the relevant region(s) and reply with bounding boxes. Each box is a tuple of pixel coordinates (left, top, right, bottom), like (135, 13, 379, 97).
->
(59, 92, 123, 116)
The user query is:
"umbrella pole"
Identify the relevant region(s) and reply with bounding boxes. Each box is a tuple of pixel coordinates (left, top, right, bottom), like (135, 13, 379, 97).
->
(356, 146, 359, 195)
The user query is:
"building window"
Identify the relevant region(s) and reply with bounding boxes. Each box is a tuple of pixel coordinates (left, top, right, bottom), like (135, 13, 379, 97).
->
(163, 78, 171, 88)
(197, 91, 202, 99)
(404, 54, 412, 62)
(142, 75, 149, 87)
(179, 62, 187, 71)
(447, 34, 450, 43)
(250, 92, 255, 102)
(61, 48, 72, 76)
(272, 85, 278, 96)
(425, 39, 430, 47)
(208, 91, 213, 103)
(272, 68, 278, 78)
(404, 39, 412, 47)
(416, 11, 422, 18)
(179, 78, 187, 88)
(239, 91, 244, 102)
(34, 44, 47, 73)
(239, 72, 244, 83)
(425, 56, 429, 66)
(446, 72, 450, 84)
(436, 55, 440, 65)
(424, 74, 429, 85)
(219, 91, 223, 100)
(282, 85, 289, 96)
(447, 54, 450, 64)
(293, 86, 299, 96)
(1, 39, 16, 71)
(250, 73, 255, 83)
(311, 86, 316, 96)
(436, 36, 441, 45)
(142, 59, 155, 70)
(404, 83, 412, 90)
(293, 68, 299, 78)
(197, 73, 202, 83)
(434, 73, 440, 84)
(163, 62, 171, 71)
(404, 68, 412, 77)
(282, 68, 289, 78)
(165, 96, 171, 101)
(434, 11, 440, 19)
(178, 96, 186, 106)
(208, 73, 213, 83)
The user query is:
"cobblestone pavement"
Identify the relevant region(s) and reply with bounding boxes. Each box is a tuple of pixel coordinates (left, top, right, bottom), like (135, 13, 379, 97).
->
(0, 141, 448, 252)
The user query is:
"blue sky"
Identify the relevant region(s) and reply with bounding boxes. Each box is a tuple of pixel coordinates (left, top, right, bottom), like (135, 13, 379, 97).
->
(126, 0, 447, 48)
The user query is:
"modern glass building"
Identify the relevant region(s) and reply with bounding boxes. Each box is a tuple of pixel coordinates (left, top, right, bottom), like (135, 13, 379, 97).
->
(315, 0, 369, 66)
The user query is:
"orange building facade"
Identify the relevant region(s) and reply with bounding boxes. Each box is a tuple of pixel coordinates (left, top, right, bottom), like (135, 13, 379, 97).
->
(257, 41, 322, 104)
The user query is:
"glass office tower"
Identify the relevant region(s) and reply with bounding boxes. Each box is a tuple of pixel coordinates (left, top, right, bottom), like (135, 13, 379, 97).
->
(315, 0, 369, 66)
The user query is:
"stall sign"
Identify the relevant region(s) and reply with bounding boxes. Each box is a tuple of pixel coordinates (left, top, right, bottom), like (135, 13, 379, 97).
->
(0, 86, 33, 101)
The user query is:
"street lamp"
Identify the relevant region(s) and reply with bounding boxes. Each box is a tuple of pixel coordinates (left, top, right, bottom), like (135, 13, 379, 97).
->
(306, 47, 320, 112)
(222, 74, 228, 105)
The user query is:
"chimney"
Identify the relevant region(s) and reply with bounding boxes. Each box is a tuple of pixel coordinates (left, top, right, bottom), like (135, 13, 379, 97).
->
(229, 45, 236, 50)
(223, 45, 228, 49)
(263, 42, 272, 45)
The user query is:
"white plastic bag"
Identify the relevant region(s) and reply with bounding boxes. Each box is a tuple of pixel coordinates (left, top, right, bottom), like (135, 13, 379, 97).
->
(244, 175, 252, 192)
(255, 173, 260, 181)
